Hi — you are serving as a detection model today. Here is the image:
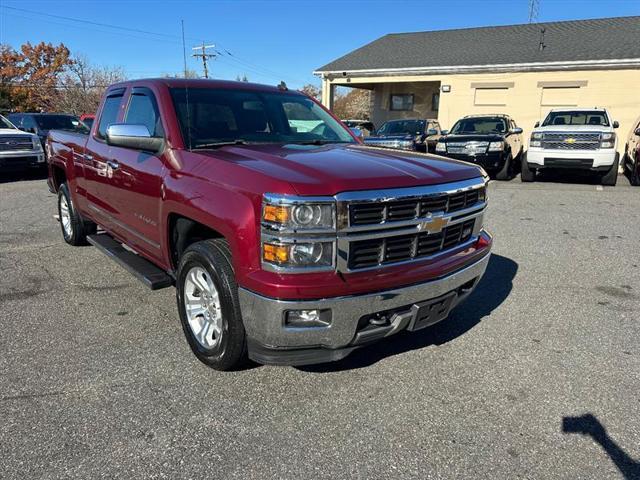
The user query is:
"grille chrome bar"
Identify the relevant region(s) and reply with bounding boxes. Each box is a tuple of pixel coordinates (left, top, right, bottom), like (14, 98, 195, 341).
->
(335, 177, 487, 272)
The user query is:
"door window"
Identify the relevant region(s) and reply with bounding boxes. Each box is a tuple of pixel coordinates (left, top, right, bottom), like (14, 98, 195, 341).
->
(97, 94, 124, 139)
(125, 91, 163, 137)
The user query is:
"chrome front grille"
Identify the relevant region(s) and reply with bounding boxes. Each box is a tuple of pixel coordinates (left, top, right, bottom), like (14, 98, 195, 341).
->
(0, 136, 34, 151)
(541, 132, 600, 150)
(446, 141, 489, 155)
(348, 186, 484, 226)
(348, 219, 476, 270)
(336, 178, 487, 272)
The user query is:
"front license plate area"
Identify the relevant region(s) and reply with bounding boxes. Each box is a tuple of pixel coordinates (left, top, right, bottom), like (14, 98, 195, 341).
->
(407, 292, 457, 331)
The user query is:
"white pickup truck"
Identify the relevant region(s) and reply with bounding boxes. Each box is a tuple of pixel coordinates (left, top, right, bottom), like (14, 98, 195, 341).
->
(523, 108, 619, 185)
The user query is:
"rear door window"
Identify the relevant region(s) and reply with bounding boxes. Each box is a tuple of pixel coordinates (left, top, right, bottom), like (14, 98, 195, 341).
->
(97, 93, 124, 139)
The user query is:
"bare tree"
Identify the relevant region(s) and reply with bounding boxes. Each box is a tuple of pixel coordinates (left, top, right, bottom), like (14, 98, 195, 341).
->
(57, 55, 126, 114)
(332, 88, 371, 120)
(300, 83, 321, 100)
(162, 69, 200, 79)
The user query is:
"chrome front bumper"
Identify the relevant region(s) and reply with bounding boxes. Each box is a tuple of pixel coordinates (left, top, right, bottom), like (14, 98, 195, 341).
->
(239, 251, 490, 364)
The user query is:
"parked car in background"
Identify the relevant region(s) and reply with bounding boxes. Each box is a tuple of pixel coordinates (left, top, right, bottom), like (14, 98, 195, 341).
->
(80, 113, 96, 130)
(435, 115, 523, 180)
(343, 119, 375, 136)
(622, 114, 640, 186)
(523, 108, 620, 186)
(364, 118, 442, 153)
(7, 113, 88, 149)
(46, 78, 492, 370)
(0, 114, 45, 173)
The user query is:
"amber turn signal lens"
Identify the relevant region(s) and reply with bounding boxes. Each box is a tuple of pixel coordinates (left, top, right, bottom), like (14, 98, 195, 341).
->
(263, 243, 289, 263)
(263, 205, 289, 223)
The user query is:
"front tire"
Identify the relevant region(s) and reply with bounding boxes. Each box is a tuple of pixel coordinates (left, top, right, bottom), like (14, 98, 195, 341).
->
(176, 239, 247, 371)
(520, 154, 535, 182)
(57, 183, 95, 246)
(495, 153, 513, 180)
(627, 154, 640, 186)
(601, 154, 619, 186)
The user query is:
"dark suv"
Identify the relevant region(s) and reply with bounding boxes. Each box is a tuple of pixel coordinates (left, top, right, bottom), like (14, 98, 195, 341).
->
(364, 118, 442, 153)
(7, 113, 87, 149)
(435, 115, 523, 180)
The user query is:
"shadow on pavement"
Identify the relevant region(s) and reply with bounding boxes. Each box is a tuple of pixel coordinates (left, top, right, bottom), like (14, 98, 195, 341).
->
(0, 167, 48, 184)
(562, 413, 639, 479)
(299, 253, 518, 372)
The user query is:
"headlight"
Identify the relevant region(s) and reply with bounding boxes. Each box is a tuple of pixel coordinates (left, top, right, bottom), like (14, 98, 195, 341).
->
(530, 132, 542, 148)
(262, 194, 337, 272)
(262, 241, 334, 269)
(488, 141, 504, 152)
(263, 196, 335, 231)
(531, 132, 543, 140)
(435, 142, 446, 152)
(32, 136, 43, 151)
(600, 132, 616, 148)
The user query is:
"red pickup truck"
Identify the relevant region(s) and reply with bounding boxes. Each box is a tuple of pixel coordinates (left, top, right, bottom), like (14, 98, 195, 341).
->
(47, 79, 492, 370)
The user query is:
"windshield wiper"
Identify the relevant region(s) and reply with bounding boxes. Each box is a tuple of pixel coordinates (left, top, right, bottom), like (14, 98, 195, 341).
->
(191, 140, 252, 150)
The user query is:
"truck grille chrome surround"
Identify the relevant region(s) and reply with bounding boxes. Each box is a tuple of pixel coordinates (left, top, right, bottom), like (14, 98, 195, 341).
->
(336, 177, 487, 272)
(0, 136, 34, 151)
(541, 132, 601, 150)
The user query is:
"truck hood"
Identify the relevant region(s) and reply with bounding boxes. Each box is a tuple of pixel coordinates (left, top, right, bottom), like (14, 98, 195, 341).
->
(197, 143, 482, 195)
(0, 128, 32, 137)
(442, 134, 505, 143)
(535, 125, 613, 133)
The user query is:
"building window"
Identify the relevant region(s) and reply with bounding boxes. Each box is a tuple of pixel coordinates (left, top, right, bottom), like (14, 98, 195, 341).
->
(540, 87, 580, 106)
(474, 88, 508, 106)
(390, 94, 414, 111)
(432, 93, 440, 111)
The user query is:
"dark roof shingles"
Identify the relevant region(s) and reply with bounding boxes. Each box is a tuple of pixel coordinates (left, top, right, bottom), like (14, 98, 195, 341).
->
(316, 16, 640, 72)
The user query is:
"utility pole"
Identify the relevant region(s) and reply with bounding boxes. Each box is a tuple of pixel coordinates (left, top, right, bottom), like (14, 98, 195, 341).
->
(528, 0, 540, 23)
(192, 42, 216, 79)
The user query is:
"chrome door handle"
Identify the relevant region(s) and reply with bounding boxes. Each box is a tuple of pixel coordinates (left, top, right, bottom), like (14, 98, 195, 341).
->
(107, 159, 119, 170)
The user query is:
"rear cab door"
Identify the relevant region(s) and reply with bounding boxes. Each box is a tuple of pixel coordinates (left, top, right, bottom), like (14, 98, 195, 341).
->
(83, 87, 127, 228)
(99, 85, 167, 265)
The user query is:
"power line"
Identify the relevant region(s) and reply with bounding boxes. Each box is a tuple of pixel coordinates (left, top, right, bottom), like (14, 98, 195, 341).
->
(528, 0, 540, 23)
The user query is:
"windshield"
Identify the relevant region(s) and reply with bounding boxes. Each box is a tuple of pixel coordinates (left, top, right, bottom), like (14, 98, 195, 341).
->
(450, 117, 507, 135)
(34, 115, 86, 132)
(0, 115, 16, 129)
(170, 88, 355, 148)
(542, 111, 609, 127)
(377, 120, 425, 136)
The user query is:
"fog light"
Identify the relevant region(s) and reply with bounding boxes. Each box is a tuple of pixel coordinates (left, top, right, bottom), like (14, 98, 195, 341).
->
(285, 309, 332, 328)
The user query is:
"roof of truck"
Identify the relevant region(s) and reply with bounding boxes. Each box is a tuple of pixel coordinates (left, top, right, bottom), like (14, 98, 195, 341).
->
(109, 78, 299, 94)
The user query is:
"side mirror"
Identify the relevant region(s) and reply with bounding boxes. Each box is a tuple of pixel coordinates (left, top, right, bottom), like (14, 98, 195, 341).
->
(106, 124, 163, 152)
(426, 128, 438, 136)
(441, 130, 449, 136)
(350, 127, 364, 140)
(510, 127, 523, 134)
(534, 121, 540, 128)
(635, 127, 640, 136)
(613, 121, 619, 129)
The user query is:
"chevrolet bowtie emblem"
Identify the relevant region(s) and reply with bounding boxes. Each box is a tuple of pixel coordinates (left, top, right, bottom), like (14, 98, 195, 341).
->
(565, 137, 576, 144)
(418, 215, 449, 234)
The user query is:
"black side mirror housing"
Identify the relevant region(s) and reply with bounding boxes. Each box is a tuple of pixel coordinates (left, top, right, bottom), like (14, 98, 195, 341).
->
(534, 121, 540, 128)
(613, 121, 619, 129)
(635, 127, 640, 136)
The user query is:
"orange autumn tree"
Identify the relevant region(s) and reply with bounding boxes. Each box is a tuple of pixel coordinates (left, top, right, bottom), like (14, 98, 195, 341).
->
(0, 42, 72, 112)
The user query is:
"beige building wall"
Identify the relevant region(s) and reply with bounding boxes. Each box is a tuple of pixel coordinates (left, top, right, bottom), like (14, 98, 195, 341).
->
(370, 82, 440, 126)
(326, 69, 640, 155)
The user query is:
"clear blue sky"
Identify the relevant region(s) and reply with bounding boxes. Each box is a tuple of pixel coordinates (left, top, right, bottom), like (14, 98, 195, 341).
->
(1, 0, 639, 89)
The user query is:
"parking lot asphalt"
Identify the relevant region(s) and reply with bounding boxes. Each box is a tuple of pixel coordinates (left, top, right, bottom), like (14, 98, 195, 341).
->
(1, 170, 639, 479)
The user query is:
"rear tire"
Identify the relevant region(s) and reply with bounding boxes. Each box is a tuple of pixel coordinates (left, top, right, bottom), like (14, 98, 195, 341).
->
(601, 154, 619, 186)
(176, 239, 247, 371)
(57, 183, 96, 246)
(495, 153, 513, 181)
(520, 154, 535, 182)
